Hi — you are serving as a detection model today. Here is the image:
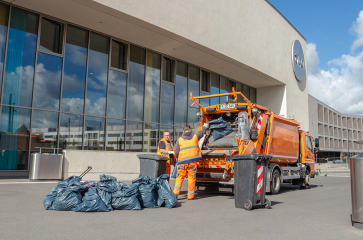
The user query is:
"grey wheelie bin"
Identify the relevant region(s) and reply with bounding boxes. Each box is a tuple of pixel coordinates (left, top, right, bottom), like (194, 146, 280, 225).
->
(231, 154, 272, 210)
(137, 154, 168, 178)
(350, 155, 363, 230)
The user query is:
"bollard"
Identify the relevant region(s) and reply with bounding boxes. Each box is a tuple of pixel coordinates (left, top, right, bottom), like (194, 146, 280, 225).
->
(350, 155, 363, 230)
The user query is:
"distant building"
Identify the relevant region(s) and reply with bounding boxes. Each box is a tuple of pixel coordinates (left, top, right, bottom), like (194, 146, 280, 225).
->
(308, 95, 363, 162)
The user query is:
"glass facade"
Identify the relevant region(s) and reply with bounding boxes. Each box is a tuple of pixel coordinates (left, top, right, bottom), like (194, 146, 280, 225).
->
(0, 4, 257, 171)
(61, 25, 88, 113)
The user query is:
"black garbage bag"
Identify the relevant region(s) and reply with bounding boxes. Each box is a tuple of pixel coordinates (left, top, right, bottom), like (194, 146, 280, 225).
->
(43, 176, 82, 210)
(97, 174, 119, 211)
(208, 117, 234, 141)
(156, 174, 178, 209)
(112, 183, 142, 210)
(73, 185, 110, 212)
(53, 180, 88, 211)
(132, 175, 159, 208)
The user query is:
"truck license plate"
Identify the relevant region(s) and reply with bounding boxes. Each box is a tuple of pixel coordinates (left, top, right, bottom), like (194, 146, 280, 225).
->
(219, 104, 235, 110)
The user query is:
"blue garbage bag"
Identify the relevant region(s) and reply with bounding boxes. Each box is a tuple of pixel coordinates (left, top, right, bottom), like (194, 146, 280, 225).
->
(156, 174, 178, 209)
(97, 174, 119, 211)
(132, 175, 159, 208)
(171, 163, 178, 179)
(53, 181, 88, 211)
(73, 186, 109, 212)
(43, 185, 60, 210)
(112, 183, 142, 210)
(208, 117, 234, 141)
(43, 176, 83, 210)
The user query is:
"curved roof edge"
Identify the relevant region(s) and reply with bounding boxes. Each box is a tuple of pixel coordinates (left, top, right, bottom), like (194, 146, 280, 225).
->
(265, 0, 306, 41)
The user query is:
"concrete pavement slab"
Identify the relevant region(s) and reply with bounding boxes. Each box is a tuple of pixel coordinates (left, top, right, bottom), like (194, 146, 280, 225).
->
(0, 176, 362, 240)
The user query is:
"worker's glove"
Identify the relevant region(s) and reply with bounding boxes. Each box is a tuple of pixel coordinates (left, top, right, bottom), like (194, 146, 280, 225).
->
(203, 122, 209, 129)
(168, 151, 175, 155)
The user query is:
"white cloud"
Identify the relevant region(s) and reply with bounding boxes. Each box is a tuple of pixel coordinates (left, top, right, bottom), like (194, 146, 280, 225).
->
(308, 11, 363, 115)
(308, 44, 363, 115)
(351, 10, 363, 53)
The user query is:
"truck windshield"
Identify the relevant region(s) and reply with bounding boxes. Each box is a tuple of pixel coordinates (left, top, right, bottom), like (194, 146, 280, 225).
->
(305, 136, 313, 153)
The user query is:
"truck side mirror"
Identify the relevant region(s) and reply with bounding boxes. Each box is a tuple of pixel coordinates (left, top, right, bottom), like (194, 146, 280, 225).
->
(315, 138, 319, 148)
(314, 147, 319, 153)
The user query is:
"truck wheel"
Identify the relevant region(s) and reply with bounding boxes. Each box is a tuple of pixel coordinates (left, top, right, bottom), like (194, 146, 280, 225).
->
(264, 199, 271, 209)
(270, 169, 281, 195)
(244, 199, 253, 210)
(300, 170, 310, 189)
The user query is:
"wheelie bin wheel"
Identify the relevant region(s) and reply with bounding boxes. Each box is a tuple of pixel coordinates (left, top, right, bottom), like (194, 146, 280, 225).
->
(264, 199, 271, 209)
(244, 199, 253, 210)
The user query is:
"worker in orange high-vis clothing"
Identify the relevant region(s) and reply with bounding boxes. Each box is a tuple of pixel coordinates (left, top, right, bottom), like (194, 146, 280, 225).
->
(157, 130, 175, 175)
(173, 123, 208, 200)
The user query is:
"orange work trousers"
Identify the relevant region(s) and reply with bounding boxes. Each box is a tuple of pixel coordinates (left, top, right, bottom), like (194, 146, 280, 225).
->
(166, 160, 171, 175)
(173, 161, 197, 199)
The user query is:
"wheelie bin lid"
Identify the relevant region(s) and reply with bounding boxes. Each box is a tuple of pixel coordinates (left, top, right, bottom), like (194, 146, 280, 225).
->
(136, 154, 168, 161)
(231, 154, 272, 161)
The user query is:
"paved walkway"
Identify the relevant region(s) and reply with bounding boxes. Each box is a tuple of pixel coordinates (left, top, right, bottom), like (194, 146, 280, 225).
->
(0, 176, 362, 239)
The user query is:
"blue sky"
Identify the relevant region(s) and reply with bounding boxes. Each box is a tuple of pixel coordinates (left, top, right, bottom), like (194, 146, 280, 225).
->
(269, 0, 363, 70)
(269, 0, 363, 115)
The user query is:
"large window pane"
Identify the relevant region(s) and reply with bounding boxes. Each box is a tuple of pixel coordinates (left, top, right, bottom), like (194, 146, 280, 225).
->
(160, 125, 174, 143)
(250, 87, 256, 103)
(144, 51, 160, 123)
(175, 126, 183, 145)
(127, 45, 145, 121)
(160, 82, 174, 125)
(144, 123, 159, 153)
(108, 70, 127, 118)
(31, 110, 59, 153)
(85, 32, 109, 116)
(211, 73, 219, 105)
(3, 8, 38, 107)
(0, 106, 30, 170)
(111, 40, 126, 70)
(106, 119, 125, 151)
(188, 65, 200, 127)
(175, 61, 187, 126)
(200, 92, 210, 107)
(33, 53, 63, 110)
(84, 116, 105, 150)
(243, 84, 250, 102)
(228, 80, 236, 100)
(220, 76, 228, 104)
(61, 25, 88, 113)
(59, 113, 83, 151)
(236, 82, 243, 103)
(39, 18, 63, 54)
(162, 57, 173, 83)
(126, 121, 143, 152)
(0, 3, 9, 94)
(201, 70, 210, 93)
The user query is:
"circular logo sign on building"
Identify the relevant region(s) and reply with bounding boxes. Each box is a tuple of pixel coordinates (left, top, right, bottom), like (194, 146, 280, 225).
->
(291, 40, 305, 81)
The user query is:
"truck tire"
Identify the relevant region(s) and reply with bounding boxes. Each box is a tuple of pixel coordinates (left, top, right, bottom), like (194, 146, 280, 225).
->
(300, 169, 310, 189)
(270, 169, 281, 195)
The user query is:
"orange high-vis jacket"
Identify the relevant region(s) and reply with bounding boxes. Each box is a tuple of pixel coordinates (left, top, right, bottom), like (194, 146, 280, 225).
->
(157, 138, 175, 160)
(177, 134, 202, 164)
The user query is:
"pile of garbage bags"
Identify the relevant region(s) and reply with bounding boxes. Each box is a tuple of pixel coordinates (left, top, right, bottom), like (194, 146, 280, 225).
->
(208, 117, 234, 141)
(43, 174, 178, 212)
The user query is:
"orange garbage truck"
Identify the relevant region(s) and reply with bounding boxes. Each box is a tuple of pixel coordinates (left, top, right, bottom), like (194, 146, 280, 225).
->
(190, 88, 318, 194)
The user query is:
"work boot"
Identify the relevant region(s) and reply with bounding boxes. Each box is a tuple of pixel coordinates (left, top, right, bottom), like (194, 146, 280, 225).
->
(188, 198, 194, 200)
